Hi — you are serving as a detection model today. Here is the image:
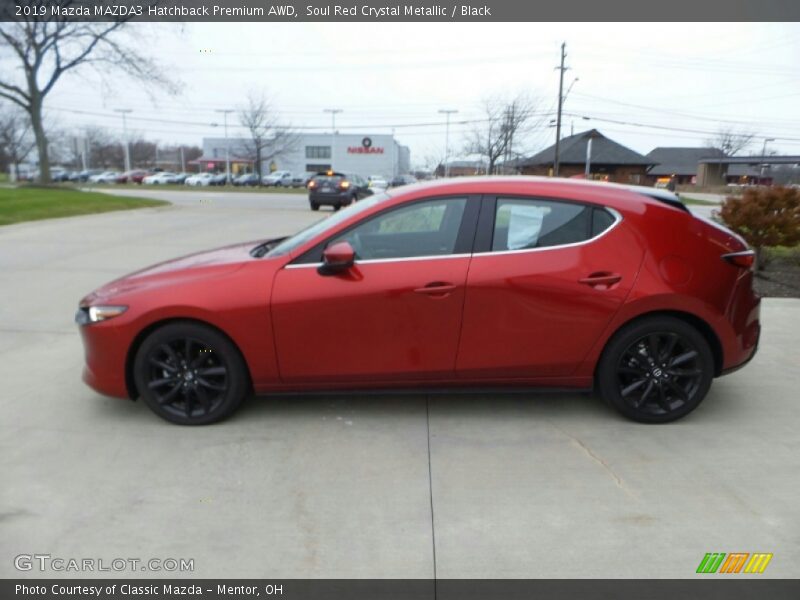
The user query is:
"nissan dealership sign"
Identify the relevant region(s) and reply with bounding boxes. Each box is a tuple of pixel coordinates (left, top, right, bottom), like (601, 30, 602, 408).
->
(348, 137, 384, 154)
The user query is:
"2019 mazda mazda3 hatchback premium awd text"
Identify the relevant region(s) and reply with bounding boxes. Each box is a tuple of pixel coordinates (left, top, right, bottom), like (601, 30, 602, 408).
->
(76, 178, 760, 425)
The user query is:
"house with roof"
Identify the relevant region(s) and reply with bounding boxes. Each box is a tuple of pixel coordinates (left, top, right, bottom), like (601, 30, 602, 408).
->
(646, 147, 783, 186)
(513, 129, 655, 184)
(645, 147, 725, 185)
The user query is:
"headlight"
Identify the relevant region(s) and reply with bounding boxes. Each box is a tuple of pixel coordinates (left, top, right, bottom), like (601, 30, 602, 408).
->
(75, 305, 128, 325)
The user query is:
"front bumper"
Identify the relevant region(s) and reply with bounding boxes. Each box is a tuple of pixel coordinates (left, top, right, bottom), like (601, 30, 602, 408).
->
(78, 321, 132, 399)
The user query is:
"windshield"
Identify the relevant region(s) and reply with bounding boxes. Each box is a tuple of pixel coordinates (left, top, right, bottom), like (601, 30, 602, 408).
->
(265, 192, 391, 258)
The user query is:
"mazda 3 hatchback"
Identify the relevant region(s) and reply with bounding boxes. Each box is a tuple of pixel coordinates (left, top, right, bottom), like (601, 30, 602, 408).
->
(76, 177, 760, 425)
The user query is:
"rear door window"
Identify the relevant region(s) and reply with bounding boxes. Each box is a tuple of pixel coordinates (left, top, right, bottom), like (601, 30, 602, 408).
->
(492, 198, 593, 251)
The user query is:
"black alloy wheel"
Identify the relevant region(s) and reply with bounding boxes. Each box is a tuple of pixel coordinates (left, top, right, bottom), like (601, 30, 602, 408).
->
(597, 316, 714, 423)
(134, 322, 249, 425)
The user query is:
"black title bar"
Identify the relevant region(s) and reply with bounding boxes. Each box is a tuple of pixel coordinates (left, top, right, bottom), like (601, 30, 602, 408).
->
(4, 580, 800, 600)
(2, 0, 800, 22)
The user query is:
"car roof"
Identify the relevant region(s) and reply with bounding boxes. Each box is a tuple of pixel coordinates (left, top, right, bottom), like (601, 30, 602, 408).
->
(381, 176, 686, 214)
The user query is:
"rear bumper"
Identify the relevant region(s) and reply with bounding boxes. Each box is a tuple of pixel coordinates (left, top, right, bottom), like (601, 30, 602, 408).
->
(309, 191, 352, 206)
(719, 275, 761, 375)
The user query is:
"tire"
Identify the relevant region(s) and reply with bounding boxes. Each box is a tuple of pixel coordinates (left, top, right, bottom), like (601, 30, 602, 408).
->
(310, 202, 320, 211)
(596, 316, 714, 423)
(333, 204, 341, 211)
(133, 322, 249, 425)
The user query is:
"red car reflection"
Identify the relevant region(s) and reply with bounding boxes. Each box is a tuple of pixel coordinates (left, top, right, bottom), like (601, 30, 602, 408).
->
(76, 178, 760, 425)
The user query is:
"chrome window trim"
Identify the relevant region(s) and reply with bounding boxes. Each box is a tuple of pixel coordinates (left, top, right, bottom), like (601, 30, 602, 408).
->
(473, 206, 623, 258)
(282, 207, 622, 269)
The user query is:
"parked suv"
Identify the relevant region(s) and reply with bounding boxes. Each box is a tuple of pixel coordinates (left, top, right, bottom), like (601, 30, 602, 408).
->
(307, 171, 371, 211)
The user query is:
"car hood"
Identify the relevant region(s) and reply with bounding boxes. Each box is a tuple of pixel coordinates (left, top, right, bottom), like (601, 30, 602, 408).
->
(83, 240, 273, 302)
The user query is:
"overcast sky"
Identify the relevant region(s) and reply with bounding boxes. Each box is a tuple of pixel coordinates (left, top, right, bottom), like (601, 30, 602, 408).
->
(32, 21, 800, 167)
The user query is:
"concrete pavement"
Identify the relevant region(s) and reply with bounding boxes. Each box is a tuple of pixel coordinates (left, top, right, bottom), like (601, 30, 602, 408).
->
(1, 194, 798, 579)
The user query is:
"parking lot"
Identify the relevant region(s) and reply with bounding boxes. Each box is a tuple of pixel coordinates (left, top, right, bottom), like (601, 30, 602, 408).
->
(1, 190, 798, 578)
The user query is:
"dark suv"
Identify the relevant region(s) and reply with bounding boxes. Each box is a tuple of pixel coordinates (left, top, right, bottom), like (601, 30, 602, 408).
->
(307, 171, 371, 211)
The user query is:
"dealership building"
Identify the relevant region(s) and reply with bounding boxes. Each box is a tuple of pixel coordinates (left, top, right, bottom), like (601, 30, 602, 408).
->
(196, 133, 410, 179)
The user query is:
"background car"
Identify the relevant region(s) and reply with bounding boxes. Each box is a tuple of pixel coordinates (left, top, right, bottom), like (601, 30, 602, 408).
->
(185, 172, 214, 186)
(75, 178, 760, 426)
(89, 171, 121, 184)
(262, 170, 293, 186)
(115, 170, 148, 184)
(233, 173, 260, 187)
(129, 170, 151, 184)
(209, 173, 229, 186)
(72, 169, 101, 182)
(389, 174, 418, 187)
(50, 169, 71, 182)
(290, 173, 312, 188)
(368, 175, 389, 191)
(142, 172, 178, 185)
(172, 172, 190, 185)
(307, 171, 371, 211)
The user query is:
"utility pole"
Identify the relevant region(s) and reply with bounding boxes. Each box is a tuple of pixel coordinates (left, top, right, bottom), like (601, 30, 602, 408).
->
(439, 109, 457, 177)
(114, 108, 132, 171)
(760, 137, 775, 182)
(215, 109, 234, 183)
(391, 127, 396, 179)
(553, 42, 568, 177)
(180, 146, 185, 173)
(323, 109, 342, 170)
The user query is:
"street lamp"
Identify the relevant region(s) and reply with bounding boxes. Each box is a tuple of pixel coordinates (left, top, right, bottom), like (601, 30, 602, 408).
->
(438, 109, 457, 178)
(113, 109, 132, 172)
(323, 109, 342, 170)
(215, 109, 234, 184)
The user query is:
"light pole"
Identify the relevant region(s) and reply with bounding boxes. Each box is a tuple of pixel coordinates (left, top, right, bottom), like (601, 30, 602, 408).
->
(760, 137, 775, 183)
(391, 127, 396, 179)
(323, 109, 342, 170)
(114, 109, 132, 171)
(215, 109, 234, 183)
(553, 42, 569, 176)
(438, 109, 457, 178)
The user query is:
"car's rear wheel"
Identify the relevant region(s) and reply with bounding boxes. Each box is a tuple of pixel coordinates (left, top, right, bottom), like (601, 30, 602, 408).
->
(310, 201, 319, 211)
(333, 204, 341, 211)
(597, 316, 713, 423)
(133, 322, 249, 425)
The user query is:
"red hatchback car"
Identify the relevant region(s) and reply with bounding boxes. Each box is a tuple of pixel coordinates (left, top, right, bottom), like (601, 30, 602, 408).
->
(76, 178, 760, 425)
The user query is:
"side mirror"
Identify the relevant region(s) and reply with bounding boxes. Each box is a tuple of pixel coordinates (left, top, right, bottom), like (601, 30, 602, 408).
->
(318, 241, 355, 276)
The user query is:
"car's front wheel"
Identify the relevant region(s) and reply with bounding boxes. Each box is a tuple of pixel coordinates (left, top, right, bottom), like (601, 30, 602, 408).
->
(133, 322, 249, 425)
(597, 316, 714, 423)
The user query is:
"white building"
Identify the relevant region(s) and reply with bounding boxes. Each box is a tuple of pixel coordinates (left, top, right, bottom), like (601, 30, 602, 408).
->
(196, 133, 410, 180)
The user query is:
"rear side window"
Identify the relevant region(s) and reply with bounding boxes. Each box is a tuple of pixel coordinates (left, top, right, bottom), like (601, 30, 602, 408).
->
(591, 208, 616, 237)
(312, 175, 343, 185)
(492, 198, 593, 251)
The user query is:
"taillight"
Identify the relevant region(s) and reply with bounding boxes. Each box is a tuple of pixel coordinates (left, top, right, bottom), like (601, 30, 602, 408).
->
(339, 180, 351, 190)
(722, 250, 755, 269)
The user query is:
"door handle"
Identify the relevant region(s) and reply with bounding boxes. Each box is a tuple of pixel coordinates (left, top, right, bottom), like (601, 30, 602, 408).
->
(414, 282, 457, 296)
(579, 272, 622, 288)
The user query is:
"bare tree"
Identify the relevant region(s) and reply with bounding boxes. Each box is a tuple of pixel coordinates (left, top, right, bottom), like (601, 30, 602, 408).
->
(465, 93, 542, 175)
(238, 92, 298, 183)
(0, 4, 177, 182)
(706, 127, 756, 157)
(0, 106, 36, 180)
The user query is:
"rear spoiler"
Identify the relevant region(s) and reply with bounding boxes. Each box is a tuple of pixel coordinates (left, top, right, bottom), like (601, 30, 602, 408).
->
(634, 188, 690, 213)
